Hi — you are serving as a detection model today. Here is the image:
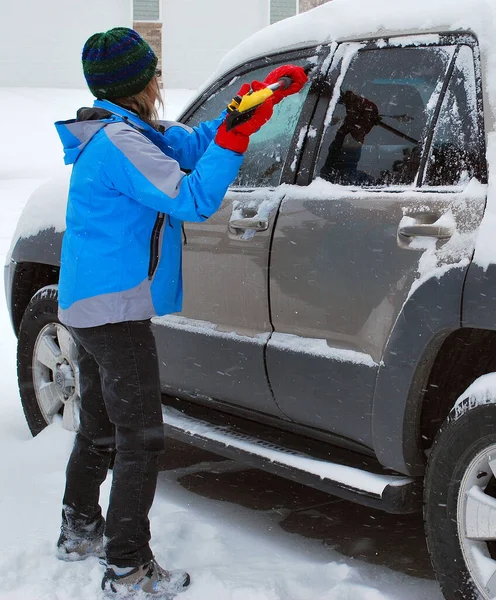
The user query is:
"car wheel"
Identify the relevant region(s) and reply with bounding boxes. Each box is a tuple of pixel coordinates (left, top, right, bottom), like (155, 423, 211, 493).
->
(17, 285, 80, 436)
(425, 396, 496, 600)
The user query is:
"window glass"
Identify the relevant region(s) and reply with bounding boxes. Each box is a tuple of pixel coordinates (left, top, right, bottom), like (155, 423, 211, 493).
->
(315, 46, 455, 187)
(270, 0, 297, 24)
(133, 0, 159, 21)
(424, 46, 481, 186)
(185, 57, 314, 187)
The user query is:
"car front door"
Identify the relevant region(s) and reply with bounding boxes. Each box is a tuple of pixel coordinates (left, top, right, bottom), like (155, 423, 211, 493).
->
(153, 49, 323, 416)
(267, 37, 487, 449)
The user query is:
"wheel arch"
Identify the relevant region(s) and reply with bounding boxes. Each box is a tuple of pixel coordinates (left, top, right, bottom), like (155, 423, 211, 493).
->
(8, 227, 63, 336)
(375, 324, 496, 477)
(372, 266, 465, 476)
(420, 328, 496, 449)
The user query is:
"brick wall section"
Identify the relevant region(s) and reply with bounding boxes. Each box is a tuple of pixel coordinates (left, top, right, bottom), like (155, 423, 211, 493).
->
(299, 0, 331, 12)
(133, 21, 163, 81)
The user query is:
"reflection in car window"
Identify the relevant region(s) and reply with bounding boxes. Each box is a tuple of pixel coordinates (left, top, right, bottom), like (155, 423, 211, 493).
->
(185, 57, 314, 187)
(315, 46, 455, 187)
(425, 46, 481, 186)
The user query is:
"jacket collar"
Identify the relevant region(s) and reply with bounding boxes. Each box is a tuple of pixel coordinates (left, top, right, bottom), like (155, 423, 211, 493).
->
(93, 99, 151, 133)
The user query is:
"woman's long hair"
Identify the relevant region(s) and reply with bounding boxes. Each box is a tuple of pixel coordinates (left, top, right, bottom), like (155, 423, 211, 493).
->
(112, 75, 164, 125)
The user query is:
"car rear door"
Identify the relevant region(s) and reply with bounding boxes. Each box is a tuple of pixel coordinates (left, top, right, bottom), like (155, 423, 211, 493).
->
(153, 49, 325, 416)
(267, 36, 487, 449)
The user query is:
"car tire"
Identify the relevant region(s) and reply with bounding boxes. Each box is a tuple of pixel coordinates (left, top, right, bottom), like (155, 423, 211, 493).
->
(17, 285, 80, 436)
(425, 397, 496, 600)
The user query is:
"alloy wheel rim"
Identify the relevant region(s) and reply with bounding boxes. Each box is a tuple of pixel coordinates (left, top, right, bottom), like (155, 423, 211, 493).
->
(32, 323, 80, 431)
(458, 443, 496, 599)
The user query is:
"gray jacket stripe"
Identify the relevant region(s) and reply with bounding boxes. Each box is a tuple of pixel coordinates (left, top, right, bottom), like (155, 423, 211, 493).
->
(58, 279, 155, 328)
(158, 120, 193, 133)
(104, 123, 185, 199)
(65, 121, 107, 144)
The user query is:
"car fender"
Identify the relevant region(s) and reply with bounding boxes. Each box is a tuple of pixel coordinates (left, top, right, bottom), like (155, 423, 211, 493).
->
(463, 263, 496, 330)
(372, 266, 466, 476)
(7, 172, 68, 267)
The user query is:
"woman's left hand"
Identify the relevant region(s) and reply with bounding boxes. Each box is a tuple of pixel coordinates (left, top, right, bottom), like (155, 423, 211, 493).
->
(263, 65, 308, 104)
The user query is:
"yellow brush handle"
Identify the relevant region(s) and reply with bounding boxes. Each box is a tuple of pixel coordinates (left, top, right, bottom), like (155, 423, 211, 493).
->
(227, 96, 242, 112)
(236, 87, 274, 113)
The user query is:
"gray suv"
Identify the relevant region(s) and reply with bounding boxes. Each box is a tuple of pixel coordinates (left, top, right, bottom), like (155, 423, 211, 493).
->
(4, 17, 496, 600)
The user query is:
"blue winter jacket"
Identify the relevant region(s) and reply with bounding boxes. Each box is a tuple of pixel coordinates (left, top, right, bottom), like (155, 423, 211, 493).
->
(55, 99, 243, 328)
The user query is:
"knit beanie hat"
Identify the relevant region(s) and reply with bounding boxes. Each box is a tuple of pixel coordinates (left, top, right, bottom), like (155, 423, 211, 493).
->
(82, 27, 158, 99)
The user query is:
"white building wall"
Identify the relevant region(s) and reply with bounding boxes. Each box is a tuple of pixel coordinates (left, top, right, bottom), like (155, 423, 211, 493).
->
(162, 0, 269, 89)
(0, 0, 132, 88)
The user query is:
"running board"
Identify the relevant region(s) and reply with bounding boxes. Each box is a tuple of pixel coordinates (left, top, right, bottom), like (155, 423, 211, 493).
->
(162, 406, 422, 514)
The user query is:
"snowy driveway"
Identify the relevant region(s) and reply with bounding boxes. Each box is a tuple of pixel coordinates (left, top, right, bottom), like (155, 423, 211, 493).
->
(0, 89, 443, 600)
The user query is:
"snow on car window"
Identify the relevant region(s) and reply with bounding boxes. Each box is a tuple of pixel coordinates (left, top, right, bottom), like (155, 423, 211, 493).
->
(237, 83, 311, 187)
(315, 44, 455, 187)
(424, 46, 481, 187)
(186, 55, 317, 188)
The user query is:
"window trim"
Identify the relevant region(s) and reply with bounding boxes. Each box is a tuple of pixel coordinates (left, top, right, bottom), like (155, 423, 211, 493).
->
(179, 45, 331, 188)
(418, 42, 487, 187)
(416, 47, 460, 187)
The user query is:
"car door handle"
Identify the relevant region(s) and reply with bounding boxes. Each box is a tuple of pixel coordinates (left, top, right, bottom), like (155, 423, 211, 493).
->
(229, 217, 269, 232)
(398, 224, 454, 239)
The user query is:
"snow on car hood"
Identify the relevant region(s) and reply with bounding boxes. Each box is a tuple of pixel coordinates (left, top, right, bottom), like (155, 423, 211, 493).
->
(6, 170, 70, 262)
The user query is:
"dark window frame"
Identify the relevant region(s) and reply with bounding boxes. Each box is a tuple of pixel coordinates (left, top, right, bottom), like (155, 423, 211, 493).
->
(419, 41, 487, 186)
(178, 45, 330, 189)
(297, 32, 487, 189)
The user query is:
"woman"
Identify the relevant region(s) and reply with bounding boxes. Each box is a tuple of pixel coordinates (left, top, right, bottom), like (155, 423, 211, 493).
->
(53, 27, 307, 598)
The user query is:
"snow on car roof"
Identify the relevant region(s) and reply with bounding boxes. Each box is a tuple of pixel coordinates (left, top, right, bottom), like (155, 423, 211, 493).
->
(212, 0, 496, 123)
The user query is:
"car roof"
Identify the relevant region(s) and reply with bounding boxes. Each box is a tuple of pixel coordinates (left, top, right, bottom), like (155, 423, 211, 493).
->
(203, 0, 496, 131)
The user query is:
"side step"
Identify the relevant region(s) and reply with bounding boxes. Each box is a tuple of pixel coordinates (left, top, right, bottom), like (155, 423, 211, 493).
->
(162, 406, 422, 514)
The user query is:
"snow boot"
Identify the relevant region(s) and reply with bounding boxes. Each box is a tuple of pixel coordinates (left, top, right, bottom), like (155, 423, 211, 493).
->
(101, 558, 190, 598)
(56, 515, 105, 561)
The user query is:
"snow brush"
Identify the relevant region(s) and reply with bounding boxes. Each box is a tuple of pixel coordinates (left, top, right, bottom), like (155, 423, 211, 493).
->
(225, 77, 293, 131)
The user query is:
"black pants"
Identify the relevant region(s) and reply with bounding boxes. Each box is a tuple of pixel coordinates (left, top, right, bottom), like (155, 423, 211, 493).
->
(62, 320, 165, 567)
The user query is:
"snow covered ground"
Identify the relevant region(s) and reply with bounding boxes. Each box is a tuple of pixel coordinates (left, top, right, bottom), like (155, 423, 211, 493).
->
(0, 88, 443, 599)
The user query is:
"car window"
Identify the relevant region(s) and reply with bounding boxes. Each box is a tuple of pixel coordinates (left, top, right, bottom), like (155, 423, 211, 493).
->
(315, 45, 455, 187)
(185, 57, 314, 187)
(424, 46, 482, 186)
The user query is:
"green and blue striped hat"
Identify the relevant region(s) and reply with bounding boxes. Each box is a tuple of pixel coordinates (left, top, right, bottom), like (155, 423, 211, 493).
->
(82, 27, 158, 99)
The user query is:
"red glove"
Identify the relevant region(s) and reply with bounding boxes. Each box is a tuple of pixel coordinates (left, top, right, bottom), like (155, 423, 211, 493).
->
(215, 81, 274, 154)
(263, 64, 308, 105)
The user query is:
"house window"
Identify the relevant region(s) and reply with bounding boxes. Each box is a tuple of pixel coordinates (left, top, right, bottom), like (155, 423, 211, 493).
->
(270, 0, 298, 24)
(134, 0, 160, 21)
(299, 0, 331, 13)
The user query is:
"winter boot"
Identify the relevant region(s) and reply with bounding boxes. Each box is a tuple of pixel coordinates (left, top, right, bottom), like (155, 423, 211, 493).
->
(56, 515, 105, 561)
(101, 558, 190, 598)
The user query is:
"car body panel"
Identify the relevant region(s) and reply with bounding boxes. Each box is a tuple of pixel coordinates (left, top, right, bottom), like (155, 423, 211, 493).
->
(267, 185, 486, 453)
(4, 260, 16, 331)
(374, 269, 473, 475)
(264, 35, 487, 464)
(152, 188, 285, 416)
(463, 264, 496, 331)
(152, 47, 328, 415)
(10, 228, 63, 267)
